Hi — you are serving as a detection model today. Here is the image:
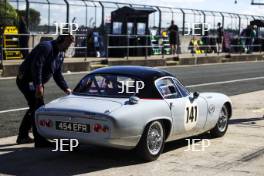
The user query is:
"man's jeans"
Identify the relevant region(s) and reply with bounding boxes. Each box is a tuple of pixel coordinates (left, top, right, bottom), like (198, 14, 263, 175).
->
(16, 77, 47, 143)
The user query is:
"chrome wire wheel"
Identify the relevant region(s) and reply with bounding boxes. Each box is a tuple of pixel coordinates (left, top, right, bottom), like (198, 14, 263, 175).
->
(146, 121, 164, 155)
(217, 106, 228, 132)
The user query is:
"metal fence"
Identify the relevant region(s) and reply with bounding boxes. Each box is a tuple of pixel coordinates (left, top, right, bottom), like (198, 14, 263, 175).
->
(3, 0, 264, 35)
(1, 0, 264, 61)
(1, 33, 262, 63)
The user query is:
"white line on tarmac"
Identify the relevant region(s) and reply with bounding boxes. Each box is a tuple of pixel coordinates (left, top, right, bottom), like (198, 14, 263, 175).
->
(186, 76, 264, 88)
(0, 76, 16, 80)
(158, 60, 264, 69)
(0, 76, 264, 114)
(0, 71, 89, 80)
(1, 61, 263, 80)
(0, 107, 29, 114)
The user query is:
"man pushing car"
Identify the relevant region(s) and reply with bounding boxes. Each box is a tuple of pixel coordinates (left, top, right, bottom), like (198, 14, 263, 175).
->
(16, 33, 74, 147)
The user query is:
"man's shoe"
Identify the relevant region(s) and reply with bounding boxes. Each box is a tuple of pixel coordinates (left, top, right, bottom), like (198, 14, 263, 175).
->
(16, 136, 34, 144)
(34, 140, 54, 148)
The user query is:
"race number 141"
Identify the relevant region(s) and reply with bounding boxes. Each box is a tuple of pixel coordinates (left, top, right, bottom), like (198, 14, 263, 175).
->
(186, 106, 198, 123)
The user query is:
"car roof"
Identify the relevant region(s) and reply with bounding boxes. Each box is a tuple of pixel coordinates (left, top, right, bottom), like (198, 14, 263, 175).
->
(90, 66, 173, 80)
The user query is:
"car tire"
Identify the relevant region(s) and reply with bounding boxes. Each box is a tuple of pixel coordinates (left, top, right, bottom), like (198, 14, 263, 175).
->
(210, 104, 229, 138)
(136, 121, 165, 161)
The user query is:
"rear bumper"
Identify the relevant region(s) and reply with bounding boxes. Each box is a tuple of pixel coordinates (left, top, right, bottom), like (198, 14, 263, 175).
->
(35, 114, 141, 149)
(35, 111, 142, 149)
(38, 129, 141, 150)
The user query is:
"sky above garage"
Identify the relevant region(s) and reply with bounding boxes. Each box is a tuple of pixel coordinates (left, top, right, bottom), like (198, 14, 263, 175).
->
(11, 0, 264, 27)
(115, 0, 263, 15)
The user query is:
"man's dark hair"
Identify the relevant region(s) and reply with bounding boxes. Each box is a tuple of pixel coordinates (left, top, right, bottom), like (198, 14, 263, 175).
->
(56, 32, 74, 44)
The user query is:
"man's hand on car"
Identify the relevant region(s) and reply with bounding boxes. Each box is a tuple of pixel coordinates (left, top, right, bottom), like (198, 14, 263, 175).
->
(35, 84, 44, 98)
(65, 88, 72, 95)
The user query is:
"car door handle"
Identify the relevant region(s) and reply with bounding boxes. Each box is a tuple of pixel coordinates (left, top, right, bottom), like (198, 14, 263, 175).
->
(169, 102, 173, 110)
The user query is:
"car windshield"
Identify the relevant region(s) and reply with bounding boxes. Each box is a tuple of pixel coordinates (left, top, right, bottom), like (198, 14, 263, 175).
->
(73, 74, 143, 97)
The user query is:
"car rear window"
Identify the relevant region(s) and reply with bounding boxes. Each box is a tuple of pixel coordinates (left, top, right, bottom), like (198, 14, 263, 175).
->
(73, 74, 143, 97)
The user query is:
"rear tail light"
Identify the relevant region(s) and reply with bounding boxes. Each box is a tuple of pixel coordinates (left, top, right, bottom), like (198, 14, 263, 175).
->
(93, 123, 109, 133)
(39, 119, 53, 128)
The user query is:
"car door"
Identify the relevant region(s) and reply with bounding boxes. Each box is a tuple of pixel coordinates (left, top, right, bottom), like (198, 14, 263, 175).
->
(155, 77, 193, 139)
(173, 78, 208, 135)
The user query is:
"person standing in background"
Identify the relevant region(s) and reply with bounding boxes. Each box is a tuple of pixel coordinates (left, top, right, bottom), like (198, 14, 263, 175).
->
(241, 25, 256, 54)
(168, 20, 179, 56)
(216, 22, 224, 53)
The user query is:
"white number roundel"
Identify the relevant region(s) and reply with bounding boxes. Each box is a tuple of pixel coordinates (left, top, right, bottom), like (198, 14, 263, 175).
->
(184, 101, 199, 131)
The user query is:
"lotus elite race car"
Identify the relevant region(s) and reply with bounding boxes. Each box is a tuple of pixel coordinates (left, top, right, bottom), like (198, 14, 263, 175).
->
(35, 66, 232, 161)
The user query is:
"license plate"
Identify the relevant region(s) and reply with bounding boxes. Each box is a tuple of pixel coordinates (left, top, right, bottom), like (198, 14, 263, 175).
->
(55, 121, 90, 133)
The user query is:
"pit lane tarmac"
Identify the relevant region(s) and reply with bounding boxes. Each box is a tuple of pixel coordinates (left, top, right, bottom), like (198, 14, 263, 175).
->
(1, 61, 264, 138)
(0, 90, 263, 176)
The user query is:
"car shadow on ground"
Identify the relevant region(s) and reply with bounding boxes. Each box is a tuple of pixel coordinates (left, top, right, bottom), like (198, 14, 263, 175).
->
(0, 145, 142, 176)
(229, 117, 264, 125)
(164, 116, 264, 153)
(0, 134, 212, 176)
(0, 117, 263, 175)
(164, 133, 212, 153)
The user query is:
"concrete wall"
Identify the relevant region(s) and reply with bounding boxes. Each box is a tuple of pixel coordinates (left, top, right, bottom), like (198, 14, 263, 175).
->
(108, 59, 166, 67)
(2, 54, 263, 77)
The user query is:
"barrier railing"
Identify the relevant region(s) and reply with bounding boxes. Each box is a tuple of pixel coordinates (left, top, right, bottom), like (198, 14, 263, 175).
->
(106, 34, 165, 60)
(0, 33, 263, 62)
(1, 33, 89, 60)
(0, 45, 3, 66)
(106, 34, 263, 59)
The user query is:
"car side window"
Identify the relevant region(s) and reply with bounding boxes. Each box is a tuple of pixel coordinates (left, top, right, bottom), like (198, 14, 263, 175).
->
(173, 78, 190, 97)
(156, 78, 182, 99)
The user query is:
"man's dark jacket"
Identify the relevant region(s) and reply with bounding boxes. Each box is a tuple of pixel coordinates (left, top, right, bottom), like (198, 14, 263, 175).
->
(18, 40, 68, 91)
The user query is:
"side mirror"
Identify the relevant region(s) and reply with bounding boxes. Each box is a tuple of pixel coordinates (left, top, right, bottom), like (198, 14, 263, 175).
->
(193, 92, 200, 99)
(126, 96, 140, 105)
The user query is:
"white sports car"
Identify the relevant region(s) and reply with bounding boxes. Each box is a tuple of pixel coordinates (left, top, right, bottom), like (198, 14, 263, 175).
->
(35, 66, 232, 161)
